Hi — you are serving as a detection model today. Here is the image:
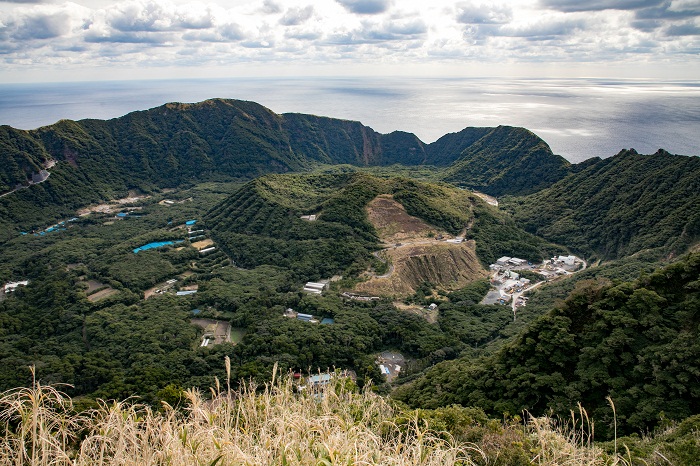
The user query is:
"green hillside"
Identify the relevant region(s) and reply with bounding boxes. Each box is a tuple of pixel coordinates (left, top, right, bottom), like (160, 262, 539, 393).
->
(504, 149, 700, 260)
(0, 99, 571, 241)
(207, 172, 566, 278)
(395, 252, 700, 437)
(442, 126, 571, 196)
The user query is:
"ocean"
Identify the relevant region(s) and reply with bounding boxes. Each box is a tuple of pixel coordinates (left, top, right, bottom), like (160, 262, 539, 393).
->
(0, 77, 698, 164)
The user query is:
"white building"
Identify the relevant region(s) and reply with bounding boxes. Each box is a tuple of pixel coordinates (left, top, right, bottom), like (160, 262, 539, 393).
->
(496, 256, 512, 266)
(4, 281, 29, 293)
(558, 255, 576, 266)
(303, 282, 327, 294)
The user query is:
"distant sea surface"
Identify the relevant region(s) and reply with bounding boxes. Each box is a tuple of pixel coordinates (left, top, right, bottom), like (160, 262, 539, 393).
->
(1, 77, 698, 164)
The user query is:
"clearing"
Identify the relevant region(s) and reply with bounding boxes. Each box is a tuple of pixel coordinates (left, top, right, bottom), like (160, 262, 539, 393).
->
(87, 288, 119, 302)
(354, 195, 486, 297)
(77, 191, 150, 216)
(393, 302, 439, 324)
(191, 239, 214, 250)
(191, 318, 233, 346)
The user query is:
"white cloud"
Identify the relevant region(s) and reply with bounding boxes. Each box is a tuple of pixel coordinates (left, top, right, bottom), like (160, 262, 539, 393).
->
(279, 5, 314, 26)
(0, 0, 697, 80)
(455, 2, 512, 24)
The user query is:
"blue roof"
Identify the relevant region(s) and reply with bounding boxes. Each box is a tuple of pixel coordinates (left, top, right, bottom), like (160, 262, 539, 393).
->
(133, 240, 183, 254)
(116, 213, 128, 217)
(185, 220, 197, 225)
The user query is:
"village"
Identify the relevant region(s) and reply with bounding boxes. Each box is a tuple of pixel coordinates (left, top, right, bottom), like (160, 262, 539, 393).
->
(482, 254, 586, 317)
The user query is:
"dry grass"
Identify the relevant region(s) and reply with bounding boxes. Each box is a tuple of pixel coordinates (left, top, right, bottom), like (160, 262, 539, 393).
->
(0, 367, 636, 466)
(1, 366, 478, 465)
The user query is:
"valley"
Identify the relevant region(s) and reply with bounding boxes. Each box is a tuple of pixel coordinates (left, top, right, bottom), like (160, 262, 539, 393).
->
(0, 99, 698, 464)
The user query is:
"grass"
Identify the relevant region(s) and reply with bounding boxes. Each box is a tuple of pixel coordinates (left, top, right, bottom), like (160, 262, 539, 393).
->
(0, 365, 665, 465)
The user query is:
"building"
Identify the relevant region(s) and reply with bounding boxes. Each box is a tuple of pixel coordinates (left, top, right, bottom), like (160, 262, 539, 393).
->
(303, 282, 327, 294)
(496, 256, 512, 266)
(176, 290, 197, 296)
(508, 257, 527, 266)
(4, 281, 29, 293)
(308, 373, 332, 387)
(300, 214, 317, 221)
(199, 247, 216, 254)
(296, 313, 313, 322)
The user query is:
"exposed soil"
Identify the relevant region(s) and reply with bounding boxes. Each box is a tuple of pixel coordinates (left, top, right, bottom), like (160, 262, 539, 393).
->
(366, 195, 435, 244)
(355, 195, 487, 298)
(394, 302, 439, 324)
(87, 288, 118, 302)
(191, 318, 231, 345)
(473, 191, 498, 206)
(356, 241, 486, 297)
(191, 239, 214, 250)
(85, 280, 107, 293)
(77, 193, 150, 216)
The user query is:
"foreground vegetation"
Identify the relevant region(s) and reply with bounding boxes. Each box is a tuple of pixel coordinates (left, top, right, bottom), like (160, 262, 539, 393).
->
(5, 365, 690, 466)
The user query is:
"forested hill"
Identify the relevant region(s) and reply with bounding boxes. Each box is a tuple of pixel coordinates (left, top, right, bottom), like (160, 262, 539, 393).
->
(206, 172, 566, 281)
(503, 149, 700, 261)
(0, 99, 569, 230)
(395, 252, 700, 438)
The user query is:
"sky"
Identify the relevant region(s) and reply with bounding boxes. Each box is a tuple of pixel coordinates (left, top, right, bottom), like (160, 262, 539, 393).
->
(0, 0, 698, 82)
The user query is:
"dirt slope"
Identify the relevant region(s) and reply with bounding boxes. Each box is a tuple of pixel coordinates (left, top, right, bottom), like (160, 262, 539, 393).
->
(355, 195, 486, 297)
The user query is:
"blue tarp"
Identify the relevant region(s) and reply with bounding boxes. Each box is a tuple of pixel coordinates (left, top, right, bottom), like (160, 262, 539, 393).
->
(133, 240, 183, 254)
(185, 220, 197, 225)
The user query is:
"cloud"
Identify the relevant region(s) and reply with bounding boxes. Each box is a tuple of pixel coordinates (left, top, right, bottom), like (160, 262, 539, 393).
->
(635, 0, 700, 19)
(631, 1, 700, 31)
(665, 20, 700, 34)
(540, 0, 666, 12)
(0, 3, 89, 44)
(85, 31, 174, 44)
(497, 18, 587, 39)
(323, 17, 426, 45)
(279, 6, 314, 26)
(0, 0, 698, 78)
(13, 10, 73, 40)
(456, 2, 512, 24)
(335, 0, 393, 15)
(104, 1, 214, 33)
(260, 0, 281, 14)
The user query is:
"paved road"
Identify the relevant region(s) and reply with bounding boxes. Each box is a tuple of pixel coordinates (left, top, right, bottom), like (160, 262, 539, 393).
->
(511, 280, 545, 318)
(0, 172, 51, 198)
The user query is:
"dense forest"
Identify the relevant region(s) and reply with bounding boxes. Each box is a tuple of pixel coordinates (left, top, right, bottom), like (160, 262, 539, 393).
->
(0, 99, 570, 241)
(1, 98, 699, 463)
(503, 149, 700, 260)
(395, 252, 700, 438)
